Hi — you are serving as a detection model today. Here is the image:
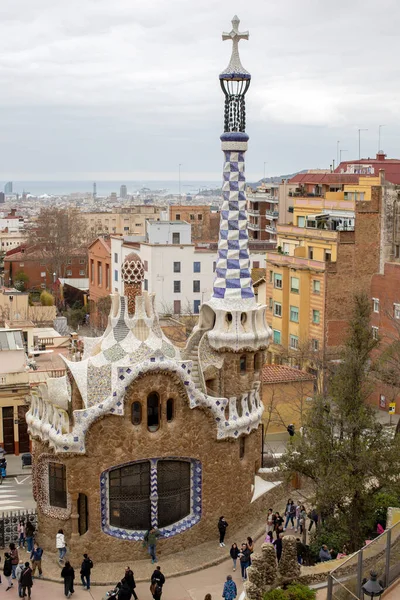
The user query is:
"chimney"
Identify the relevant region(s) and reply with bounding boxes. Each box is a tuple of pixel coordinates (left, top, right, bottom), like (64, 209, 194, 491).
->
(376, 151, 386, 161)
(379, 169, 385, 185)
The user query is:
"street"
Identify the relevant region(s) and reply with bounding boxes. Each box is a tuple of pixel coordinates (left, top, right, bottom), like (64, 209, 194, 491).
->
(0, 474, 35, 511)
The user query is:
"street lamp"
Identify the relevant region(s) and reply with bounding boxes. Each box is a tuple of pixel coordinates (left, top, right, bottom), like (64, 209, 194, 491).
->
(361, 571, 385, 599)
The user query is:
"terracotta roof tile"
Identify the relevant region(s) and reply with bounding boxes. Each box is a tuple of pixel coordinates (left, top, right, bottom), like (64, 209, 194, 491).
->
(289, 173, 360, 185)
(262, 364, 315, 384)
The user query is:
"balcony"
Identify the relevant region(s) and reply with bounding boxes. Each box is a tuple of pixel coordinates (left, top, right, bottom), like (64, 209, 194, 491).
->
(265, 210, 279, 220)
(265, 224, 277, 235)
(248, 222, 260, 230)
(248, 192, 279, 202)
(266, 251, 325, 272)
(277, 224, 338, 241)
(248, 208, 260, 216)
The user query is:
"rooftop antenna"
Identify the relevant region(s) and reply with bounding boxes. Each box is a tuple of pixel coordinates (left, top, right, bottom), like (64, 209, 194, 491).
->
(378, 124, 385, 152)
(358, 128, 368, 160)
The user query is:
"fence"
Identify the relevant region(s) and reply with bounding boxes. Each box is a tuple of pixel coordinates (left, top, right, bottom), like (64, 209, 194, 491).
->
(0, 510, 37, 548)
(327, 520, 400, 599)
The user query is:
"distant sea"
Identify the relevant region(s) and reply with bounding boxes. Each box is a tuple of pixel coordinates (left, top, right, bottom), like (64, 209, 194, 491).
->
(7, 180, 221, 197)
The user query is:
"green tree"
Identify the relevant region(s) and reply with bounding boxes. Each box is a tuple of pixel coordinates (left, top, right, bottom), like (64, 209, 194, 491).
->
(282, 293, 400, 551)
(13, 271, 29, 291)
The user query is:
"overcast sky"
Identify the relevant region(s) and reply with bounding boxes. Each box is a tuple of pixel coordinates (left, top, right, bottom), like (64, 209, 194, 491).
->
(1, 0, 400, 182)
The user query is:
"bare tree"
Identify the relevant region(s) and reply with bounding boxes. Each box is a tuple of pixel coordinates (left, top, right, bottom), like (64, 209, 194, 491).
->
(28, 207, 91, 279)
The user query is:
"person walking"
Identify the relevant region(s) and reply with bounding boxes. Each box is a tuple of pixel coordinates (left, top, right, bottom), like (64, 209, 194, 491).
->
(61, 561, 75, 598)
(25, 522, 35, 554)
(56, 529, 67, 565)
(30, 543, 43, 578)
(15, 558, 25, 598)
(218, 516, 228, 547)
(284, 499, 296, 530)
(150, 565, 165, 600)
(273, 534, 283, 562)
(80, 553, 93, 590)
(267, 508, 274, 530)
(20, 562, 33, 600)
(4, 552, 13, 591)
(265, 530, 273, 544)
(308, 508, 319, 532)
(230, 543, 239, 571)
(123, 566, 138, 600)
(118, 579, 132, 600)
(18, 521, 26, 549)
(144, 528, 161, 564)
(274, 512, 284, 537)
(299, 505, 307, 535)
(238, 542, 251, 581)
(222, 574, 237, 600)
(9, 543, 19, 579)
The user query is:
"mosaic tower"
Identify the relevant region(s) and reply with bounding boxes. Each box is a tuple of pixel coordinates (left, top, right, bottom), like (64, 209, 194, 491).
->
(202, 16, 271, 352)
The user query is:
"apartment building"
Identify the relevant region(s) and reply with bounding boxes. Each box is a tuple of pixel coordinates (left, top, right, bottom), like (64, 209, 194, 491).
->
(82, 205, 163, 237)
(336, 151, 400, 183)
(246, 184, 280, 244)
(3, 245, 88, 291)
(111, 221, 267, 316)
(169, 205, 220, 242)
(265, 174, 385, 373)
(0, 209, 25, 232)
(88, 237, 112, 328)
(0, 229, 27, 252)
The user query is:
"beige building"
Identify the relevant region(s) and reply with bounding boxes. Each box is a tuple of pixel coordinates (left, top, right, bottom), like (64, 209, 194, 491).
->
(82, 206, 163, 237)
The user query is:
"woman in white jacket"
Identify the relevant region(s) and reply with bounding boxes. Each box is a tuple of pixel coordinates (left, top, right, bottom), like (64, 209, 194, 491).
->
(56, 529, 67, 564)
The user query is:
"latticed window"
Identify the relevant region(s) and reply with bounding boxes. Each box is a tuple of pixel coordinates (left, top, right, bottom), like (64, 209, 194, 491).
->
(157, 460, 191, 528)
(109, 462, 151, 530)
(108, 460, 192, 532)
(49, 463, 67, 508)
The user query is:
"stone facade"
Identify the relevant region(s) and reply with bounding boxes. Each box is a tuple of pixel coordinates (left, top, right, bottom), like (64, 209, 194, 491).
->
(34, 371, 266, 560)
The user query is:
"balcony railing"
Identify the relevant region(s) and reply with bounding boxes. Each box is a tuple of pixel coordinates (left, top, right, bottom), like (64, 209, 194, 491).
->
(265, 225, 277, 234)
(248, 208, 260, 216)
(266, 251, 325, 271)
(265, 210, 279, 219)
(248, 222, 260, 230)
(248, 193, 279, 202)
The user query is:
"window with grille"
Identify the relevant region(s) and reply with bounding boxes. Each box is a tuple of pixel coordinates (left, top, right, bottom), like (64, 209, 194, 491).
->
(109, 462, 151, 530)
(157, 460, 191, 528)
(49, 463, 67, 508)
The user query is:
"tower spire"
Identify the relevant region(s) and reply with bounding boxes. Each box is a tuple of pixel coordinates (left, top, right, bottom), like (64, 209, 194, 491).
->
(210, 15, 254, 309)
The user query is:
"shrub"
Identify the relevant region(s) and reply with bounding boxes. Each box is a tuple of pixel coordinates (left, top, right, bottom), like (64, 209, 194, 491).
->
(40, 290, 55, 306)
(13, 271, 29, 292)
(308, 521, 349, 561)
(264, 585, 316, 600)
(286, 583, 316, 600)
(372, 491, 399, 529)
(263, 590, 287, 600)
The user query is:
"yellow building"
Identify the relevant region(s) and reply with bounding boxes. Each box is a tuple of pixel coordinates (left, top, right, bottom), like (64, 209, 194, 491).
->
(265, 175, 379, 369)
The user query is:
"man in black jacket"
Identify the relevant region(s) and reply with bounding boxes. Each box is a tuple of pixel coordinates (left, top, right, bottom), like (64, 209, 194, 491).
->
(218, 516, 228, 547)
(123, 566, 138, 600)
(80, 553, 93, 590)
(151, 565, 165, 600)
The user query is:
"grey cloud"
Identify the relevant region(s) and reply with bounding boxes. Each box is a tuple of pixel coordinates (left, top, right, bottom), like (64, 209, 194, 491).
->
(0, 0, 400, 180)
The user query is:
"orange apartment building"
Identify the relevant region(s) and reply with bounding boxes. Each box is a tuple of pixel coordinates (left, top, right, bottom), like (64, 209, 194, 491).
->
(169, 205, 220, 242)
(88, 237, 111, 328)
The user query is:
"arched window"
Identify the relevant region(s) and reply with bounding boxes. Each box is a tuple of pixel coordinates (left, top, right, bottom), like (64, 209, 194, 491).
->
(49, 462, 67, 508)
(147, 392, 160, 432)
(166, 398, 174, 422)
(239, 436, 246, 460)
(240, 355, 247, 373)
(131, 401, 142, 425)
(109, 462, 151, 530)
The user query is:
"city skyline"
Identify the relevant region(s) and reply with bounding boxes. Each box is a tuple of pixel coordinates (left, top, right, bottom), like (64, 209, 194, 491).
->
(1, 0, 399, 181)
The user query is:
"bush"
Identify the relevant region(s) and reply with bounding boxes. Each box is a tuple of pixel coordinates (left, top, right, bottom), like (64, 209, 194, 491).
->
(286, 584, 316, 600)
(40, 290, 55, 306)
(13, 271, 29, 291)
(264, 590, 287, 600)
(308, 521, 349, 562)
(264, 585, 316, 600)
(372, 491, 399, 529)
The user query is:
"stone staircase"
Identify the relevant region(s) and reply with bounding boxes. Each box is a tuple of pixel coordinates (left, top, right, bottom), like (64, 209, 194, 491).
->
(188, 346, 202, 390)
